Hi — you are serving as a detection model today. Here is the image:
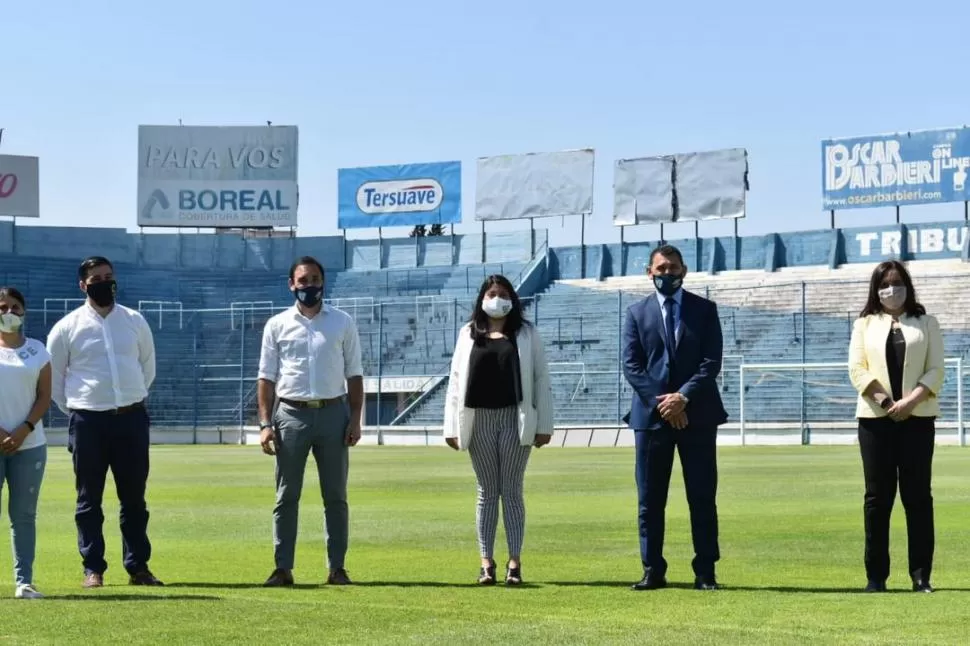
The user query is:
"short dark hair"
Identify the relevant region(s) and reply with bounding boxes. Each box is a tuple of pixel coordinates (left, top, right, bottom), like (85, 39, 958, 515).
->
(648, 244, 685, 268)
(78, 256, 114, 281)
(0, 286, 26, 309)
(860, 260, 926, 318)
(469, 274, 529, 342)
(288, 256, 325, 282)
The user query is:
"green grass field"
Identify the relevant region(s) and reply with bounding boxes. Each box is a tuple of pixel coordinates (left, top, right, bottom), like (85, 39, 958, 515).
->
(2, 445, 970, 644)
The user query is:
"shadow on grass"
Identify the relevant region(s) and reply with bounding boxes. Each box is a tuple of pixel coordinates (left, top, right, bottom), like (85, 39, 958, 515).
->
(168, 581, 540, 589)
(40, 594, 222, 601)
(547, 581, 970, 593)
(167, 582, 320, 590)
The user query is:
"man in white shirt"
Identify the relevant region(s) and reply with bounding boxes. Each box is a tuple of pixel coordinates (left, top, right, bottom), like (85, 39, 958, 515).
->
(257, 256, 364, 587)
(46, 256, 163, 589)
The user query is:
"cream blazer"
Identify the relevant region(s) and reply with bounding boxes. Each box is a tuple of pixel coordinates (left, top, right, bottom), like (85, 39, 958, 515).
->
(443, 323, 554, 450)
(848, 312, 945, 418)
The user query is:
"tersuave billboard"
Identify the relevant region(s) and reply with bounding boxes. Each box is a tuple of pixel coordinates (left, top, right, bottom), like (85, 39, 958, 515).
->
(137, 125, 299, 227)
(337, 161, 461, 229)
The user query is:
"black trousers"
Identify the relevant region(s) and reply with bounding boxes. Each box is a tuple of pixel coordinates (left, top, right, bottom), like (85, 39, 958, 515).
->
(68, 406, 152, 575)
(858, 415, 935, 584)
(635, 425, 719, 579)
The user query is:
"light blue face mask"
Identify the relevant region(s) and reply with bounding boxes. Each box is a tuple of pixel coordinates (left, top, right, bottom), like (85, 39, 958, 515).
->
(0, 312, 24, 333)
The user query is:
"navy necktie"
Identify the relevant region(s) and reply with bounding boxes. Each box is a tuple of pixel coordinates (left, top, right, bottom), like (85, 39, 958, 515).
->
(663, 298, 677, 360)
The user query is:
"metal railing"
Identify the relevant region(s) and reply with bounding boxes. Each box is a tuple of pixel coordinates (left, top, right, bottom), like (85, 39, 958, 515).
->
(138, 300, 184, 329)
(24, 279, 970, 447)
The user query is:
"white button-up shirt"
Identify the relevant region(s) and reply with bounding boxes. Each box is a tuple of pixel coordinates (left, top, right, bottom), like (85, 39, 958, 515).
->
(258, 304, 364, 400)
(46, 304, 156, 412)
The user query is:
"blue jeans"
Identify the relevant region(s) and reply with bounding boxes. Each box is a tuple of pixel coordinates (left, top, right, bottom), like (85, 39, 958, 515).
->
(0, 445, 48, 585)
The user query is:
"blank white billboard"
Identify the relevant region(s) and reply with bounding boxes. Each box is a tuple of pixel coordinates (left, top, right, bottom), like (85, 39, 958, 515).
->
(475, 149, 594, 221)
(613, 156, 675, 225)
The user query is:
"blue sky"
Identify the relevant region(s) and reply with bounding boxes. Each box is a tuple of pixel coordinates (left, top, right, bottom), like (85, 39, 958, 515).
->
(3, 0, 969, 247)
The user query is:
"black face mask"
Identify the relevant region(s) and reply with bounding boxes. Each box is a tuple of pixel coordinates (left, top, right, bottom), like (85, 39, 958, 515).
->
(652, 273, 683, 297)
(86, 280, 117, 307)
(294, 286, 323, 308)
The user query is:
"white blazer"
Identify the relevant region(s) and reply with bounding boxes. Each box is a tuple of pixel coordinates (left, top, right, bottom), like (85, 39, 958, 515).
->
(443, 322, 554, 450)
(848, 312, 945, 419)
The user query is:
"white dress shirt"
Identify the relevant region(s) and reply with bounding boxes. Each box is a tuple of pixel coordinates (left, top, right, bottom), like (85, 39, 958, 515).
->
(258, 304, 364, 400)
(0, 338, 50, 451)
(46, 304, 156, 412)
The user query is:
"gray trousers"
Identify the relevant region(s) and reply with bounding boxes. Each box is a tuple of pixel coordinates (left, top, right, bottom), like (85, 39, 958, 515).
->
(273, 401, 350, 570)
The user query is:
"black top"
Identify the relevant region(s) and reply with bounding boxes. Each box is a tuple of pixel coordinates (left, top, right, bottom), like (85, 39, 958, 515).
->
(885, 324, 906, 401)
(464, 336, 522, 409)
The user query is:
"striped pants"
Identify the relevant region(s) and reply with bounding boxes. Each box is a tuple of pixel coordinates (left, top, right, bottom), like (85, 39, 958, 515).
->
(468, 406, 532, 559)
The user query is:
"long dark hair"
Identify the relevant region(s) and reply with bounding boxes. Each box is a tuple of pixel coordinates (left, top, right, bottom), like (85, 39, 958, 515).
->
(859, 260, 926, 318)
(469, 274, 528, 342)
(0, 286, 26, 309)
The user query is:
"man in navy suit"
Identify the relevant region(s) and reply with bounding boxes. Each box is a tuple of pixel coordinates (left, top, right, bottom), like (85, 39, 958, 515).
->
(622, 244, 727, 591)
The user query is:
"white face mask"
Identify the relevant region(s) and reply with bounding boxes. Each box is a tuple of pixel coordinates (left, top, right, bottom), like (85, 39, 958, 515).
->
(482, 297, 513, 319)
(0, 312, 24, 334)
(878, 285, 907, 311)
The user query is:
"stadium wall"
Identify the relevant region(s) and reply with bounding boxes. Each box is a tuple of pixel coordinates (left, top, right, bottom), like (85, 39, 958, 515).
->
(0, 225, 543, 271)
(550, 219, 970, 279)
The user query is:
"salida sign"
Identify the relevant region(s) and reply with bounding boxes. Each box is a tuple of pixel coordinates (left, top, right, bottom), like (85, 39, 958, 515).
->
(0, 155, 40, 218)
(137, 125, 298, 228)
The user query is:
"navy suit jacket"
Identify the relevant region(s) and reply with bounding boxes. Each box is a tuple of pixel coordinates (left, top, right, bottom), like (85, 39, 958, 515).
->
(622, 289, 728, 431)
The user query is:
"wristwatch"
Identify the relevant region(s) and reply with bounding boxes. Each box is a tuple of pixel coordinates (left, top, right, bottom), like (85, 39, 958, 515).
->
(259, 421, 273, 431)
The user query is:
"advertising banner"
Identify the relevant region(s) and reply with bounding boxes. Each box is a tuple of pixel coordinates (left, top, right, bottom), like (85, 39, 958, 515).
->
(822, 127, 970, 210)
(475, 149, 594, 221)
(0, 155, 40, 218)
(337, 161, 461, 229)
(137, 125, 298, 227)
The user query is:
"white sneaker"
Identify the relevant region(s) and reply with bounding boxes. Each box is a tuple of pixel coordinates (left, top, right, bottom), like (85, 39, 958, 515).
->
(15, 584, 43, 599)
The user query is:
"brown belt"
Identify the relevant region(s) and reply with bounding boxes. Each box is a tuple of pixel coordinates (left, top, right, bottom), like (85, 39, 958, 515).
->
(279, 397, 343, 409)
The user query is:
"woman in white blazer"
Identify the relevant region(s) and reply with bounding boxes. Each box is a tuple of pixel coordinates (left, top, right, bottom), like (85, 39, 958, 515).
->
(848, 260, 944, 594)
(443, 274, 554, 586)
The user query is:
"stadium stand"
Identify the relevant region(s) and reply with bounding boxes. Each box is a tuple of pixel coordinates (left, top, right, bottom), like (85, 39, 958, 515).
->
(1, 218, 969, 441)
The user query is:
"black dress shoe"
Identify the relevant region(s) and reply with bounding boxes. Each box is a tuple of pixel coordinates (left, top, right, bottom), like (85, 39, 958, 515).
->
(632, 573, 667, 591)
(129, 570, 165, 586)
(263, 568, 294, 587)
(694, 577, 719, 591)
(912, 580, 934, 593)
(864, 580, 887, 593)
(327, 568, 353, 585)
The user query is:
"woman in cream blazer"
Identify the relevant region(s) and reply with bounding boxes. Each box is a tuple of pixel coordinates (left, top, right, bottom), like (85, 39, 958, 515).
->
(443, 274, 554, 587)
(847, 260, 944, 594)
